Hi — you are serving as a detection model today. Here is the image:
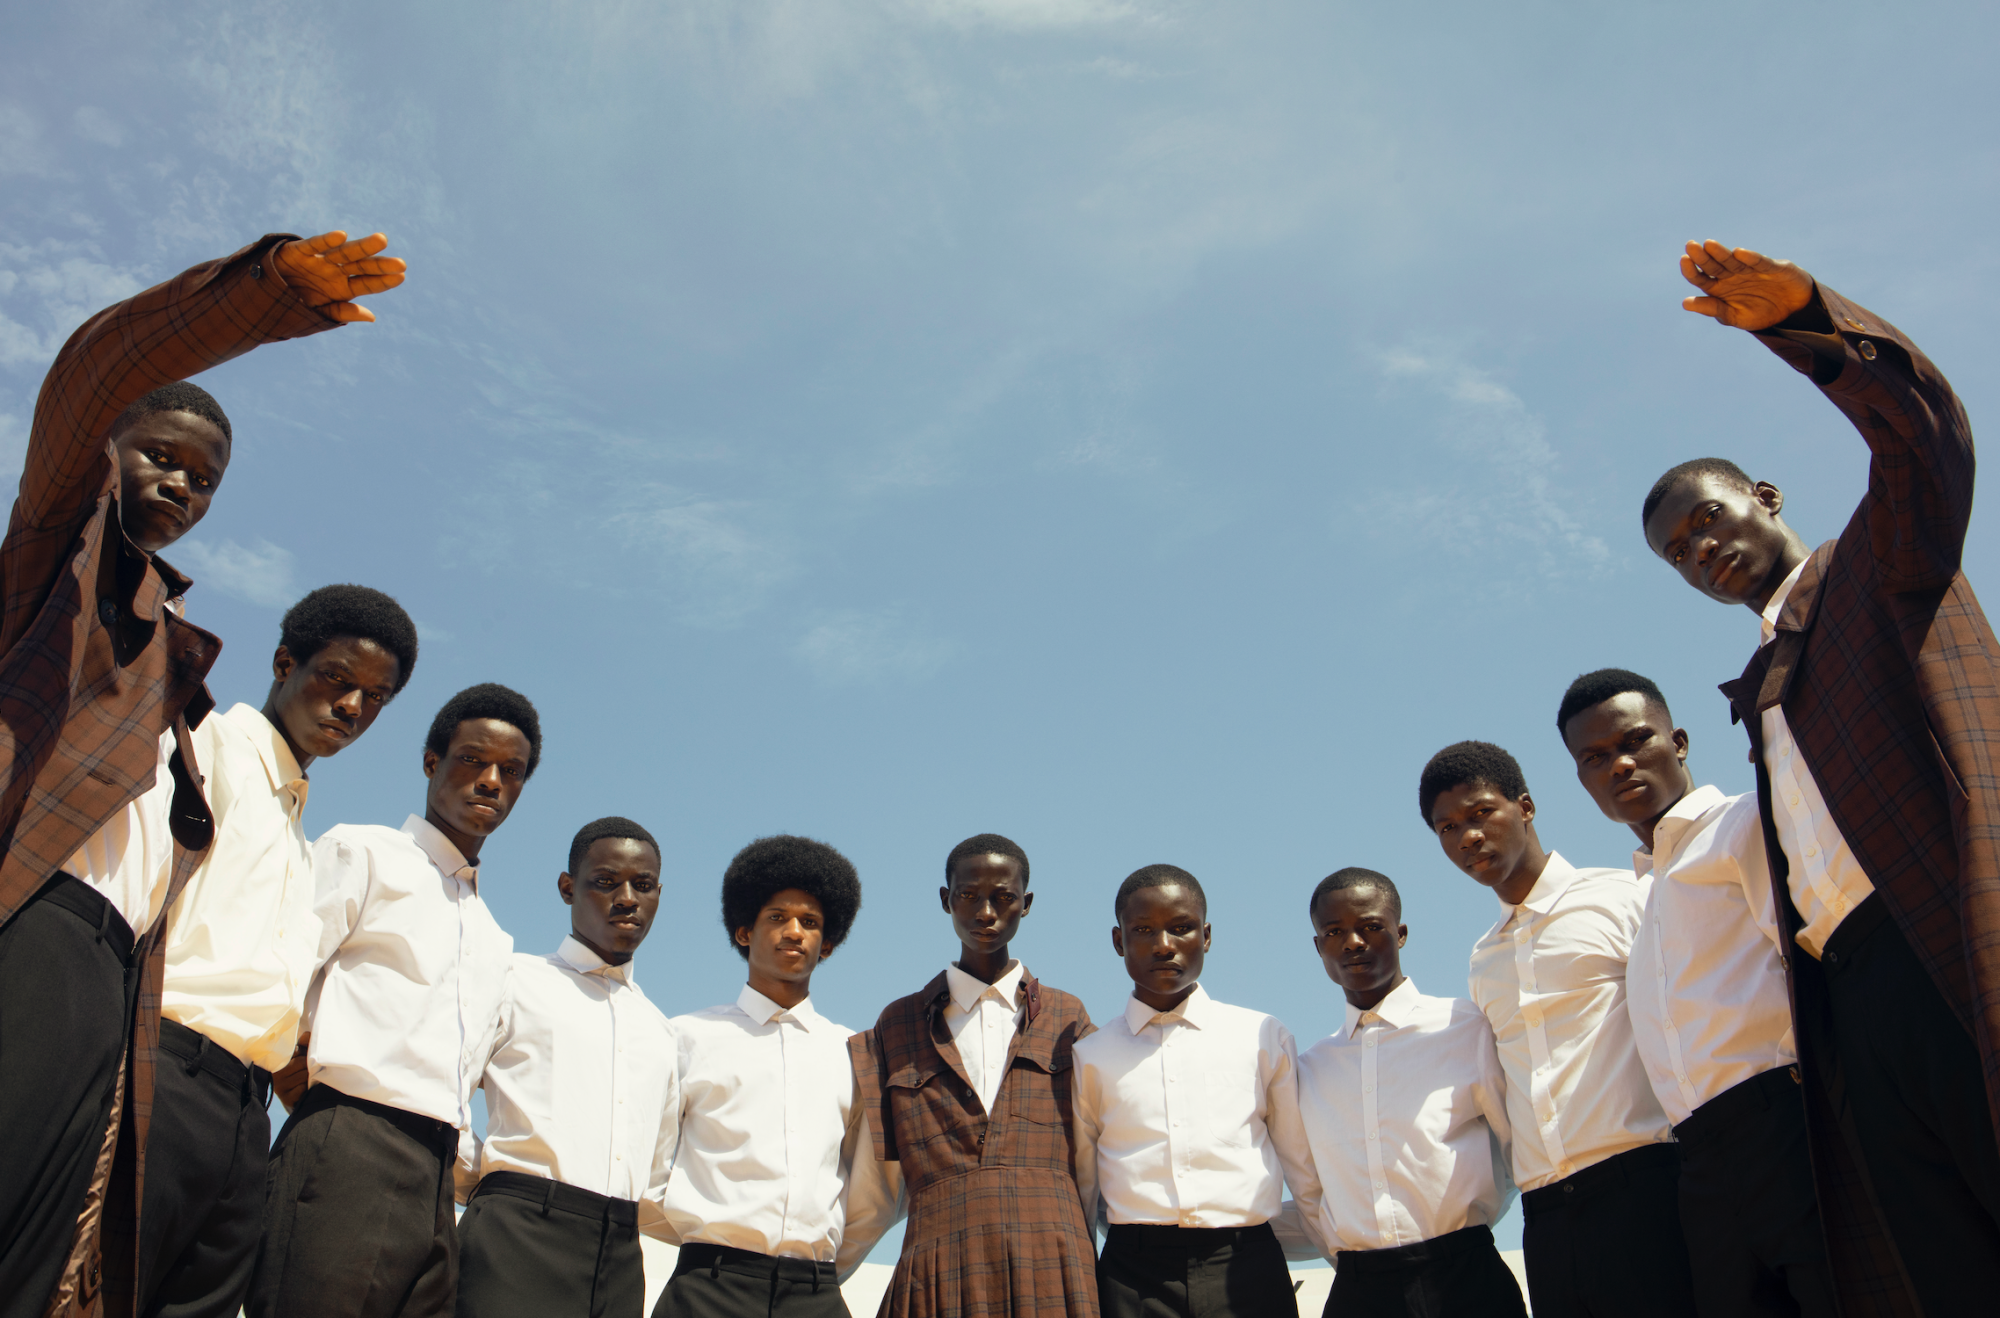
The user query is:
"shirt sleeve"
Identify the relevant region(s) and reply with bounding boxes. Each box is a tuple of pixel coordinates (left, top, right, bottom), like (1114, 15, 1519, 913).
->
(835, 1074, 906, 1281)
(1070, 1045, 1104, 1242)
(639, 1019, 683, 1243)
(1472, 1011, 1517, 1216)
(1261, 1021, 1327, 1257)
(300, 832, 368, 1034)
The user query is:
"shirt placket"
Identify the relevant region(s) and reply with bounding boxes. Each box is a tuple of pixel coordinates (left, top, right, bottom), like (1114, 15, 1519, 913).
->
(454, 878, 472, 1128)
(607, 979, 627, 1195)
(1159, 1022, 1193, 1222)
(1767, 721, 1849, 927)
(1515, 916, 1571, 1177)
(1651, 909, 1698, 1114)
(778, 1018, 799, 1252)
(1359, 1018, 1395, 1244)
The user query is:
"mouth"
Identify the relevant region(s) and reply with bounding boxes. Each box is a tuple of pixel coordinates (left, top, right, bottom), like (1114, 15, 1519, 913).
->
(317, 721, 352, 742)
(1615, 781, 1650, 802)
(609, 917, 644, 932)
(1465, 850, 1498, 872)
(466, 801, 500, 821)
(1704, 551, 1740, 595)
(148, 500, 189, 528)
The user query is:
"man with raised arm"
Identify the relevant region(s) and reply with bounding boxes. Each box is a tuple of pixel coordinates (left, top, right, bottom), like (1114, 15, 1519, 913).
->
(0, 230, 403, 1318)
(1643, 241, 2000, 1313)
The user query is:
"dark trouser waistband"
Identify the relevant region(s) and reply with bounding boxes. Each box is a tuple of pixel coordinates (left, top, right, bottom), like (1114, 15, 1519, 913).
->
(470, 1170, 638, 1226)
(1820, 891, 1892, 970)
(292, 1082, 458, 1158)
(31, 872, 136, 965)
(1520, 1142, 1678, 1217)
(1104, 1221, 1278, 1253)
(1336, 1223, 1496, 1273)
(673, 1243, 836, 1285)
(1673, 1065, 1801, 1147)
(158, 1016, 271, 1105)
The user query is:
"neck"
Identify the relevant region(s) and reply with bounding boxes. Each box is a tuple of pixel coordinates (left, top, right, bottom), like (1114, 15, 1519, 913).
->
(423, 806, 482, 868)
(1749, 534, 1812, 614)
(1632, 779, 1697, 851)
(747, 969, 811, 1010)
(1133, 981, 1198, 1014)
(1344, 972, 1406, 1014)
(1493, 836, 1550, 906)
(260, 692, 315, 771)
(954, 945, 1016, 985)
(573, 930, 632, 966)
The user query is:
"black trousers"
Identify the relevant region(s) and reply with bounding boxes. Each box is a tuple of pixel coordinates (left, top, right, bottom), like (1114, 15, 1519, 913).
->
(456, 1172, 644, 1318)
(1096, 1222, 1298, 1318)
(1324, 1224, 1524, 1318)
(1808, 895, 2000, 1317)
(249, 1083, 461, 1318)
(1519, 1142, 1695, 1318)
(137, 1017, 270, 1318)
(652, 1244, 844, 1318)
(1673, 1066, 1836, 1318)
(0, 874, 136, 1318)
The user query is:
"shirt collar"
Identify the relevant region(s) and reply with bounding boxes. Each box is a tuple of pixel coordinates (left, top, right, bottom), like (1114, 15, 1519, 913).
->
(401, 813, 478, 887)
(555, 934, 634, 985)
(945, 960, 1024, 1012)
(736, 982, 822, 1030)
(1342, 976, 1421, 1040)
(1760, 557, 1811, 645)
(1504, 850, 1579, 916)
(1634, 784, 1729, 877)
(1123, 982, 1212, 1035)
(221, 703, 308, 808)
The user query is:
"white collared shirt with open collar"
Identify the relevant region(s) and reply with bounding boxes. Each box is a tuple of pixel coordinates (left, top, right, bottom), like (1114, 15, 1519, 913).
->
(1071, 983, 1324, 1237)
(942, 960, 1027, 1115)
(458, 935, 679, 1234)
(1758, 559, 1877, 958)
(62, 729, 176, 936)
(159, 702, 318, 1070)
(302, 813, 514, 1128)
(1467, 852, 1671, 1191)
(662, 985, 902, 1278)
(1297, 978, 1513, 1254)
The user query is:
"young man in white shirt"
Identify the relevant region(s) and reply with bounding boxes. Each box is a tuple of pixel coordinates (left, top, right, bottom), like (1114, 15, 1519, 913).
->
(251, 683, 541, 1318)
(657, 834, 898, 1318)
(1559, 669, 1836, 1317)
(1421, 741, 1694, 1317)
(1072, 864, 1322, 1318)
(140, 585, 417, 1318)
(456, 816, 678, 1318)
(1296, 867, 1523, 1317)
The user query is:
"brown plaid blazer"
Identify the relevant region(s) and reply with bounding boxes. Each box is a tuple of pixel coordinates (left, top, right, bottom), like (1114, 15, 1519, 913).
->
(0, 235, 336, 1316)
(849, 972, 1100, 1318)
(1719, 283, 1998, 1315)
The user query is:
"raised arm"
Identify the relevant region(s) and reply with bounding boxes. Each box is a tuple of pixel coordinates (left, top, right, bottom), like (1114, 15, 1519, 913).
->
(1682, 240, 1973, 592)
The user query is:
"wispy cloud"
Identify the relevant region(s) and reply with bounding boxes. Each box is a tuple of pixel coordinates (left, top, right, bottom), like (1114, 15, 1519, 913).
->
(796, 608, 954, 685)
(904, 0, 1149, 28)
(172, 537, 299, 608)
(0, 241, 150, 370)
(71, 107, 125, 148)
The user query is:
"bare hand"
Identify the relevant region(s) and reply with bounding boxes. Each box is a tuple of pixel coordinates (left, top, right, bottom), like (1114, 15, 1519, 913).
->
(270, 232, 407, 324)
(1679, 240, 1813, 331)
(272, 1030, 310, 1111)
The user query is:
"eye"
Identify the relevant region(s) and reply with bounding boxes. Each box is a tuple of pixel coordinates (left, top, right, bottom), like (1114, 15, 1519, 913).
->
(366, 691, 387, 705)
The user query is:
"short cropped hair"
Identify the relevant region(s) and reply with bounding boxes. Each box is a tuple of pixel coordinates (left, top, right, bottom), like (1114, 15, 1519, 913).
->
(1310, 866, 1403, 921)
(568, 816, 661, 875)
(1641, 457, 1754, 531)
(279, 585, 420, 695)
(1115, 863, 1207, 922)
(1556, 668, 1671, 739)
(721, 834, 863, 959)
(1418, 740, 1529, 825)
(111, 381, 233, 444)
(945, 833, 1030, 886)
(424, 683, 543, 780)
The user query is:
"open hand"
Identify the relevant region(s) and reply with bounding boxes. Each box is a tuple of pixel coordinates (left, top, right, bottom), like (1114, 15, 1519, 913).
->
(1679, 240, 1813, 331)
(270, 232, 407, 323)
(272, 1031, 310, 1111)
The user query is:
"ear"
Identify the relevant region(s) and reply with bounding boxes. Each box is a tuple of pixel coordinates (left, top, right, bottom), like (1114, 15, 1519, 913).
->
(558, 872, 575, 906)
(734, 925, 752, 949)
(272, 644, 296, 684)
(1755, 480, 1785, 516)
(1672, 726, 1691, 761)
(1517, 792, 1537, 823)
(1020, 890, 1035, 915)
(422, 747, 440, 780)
(1111, 926, 1125, 956)
(939, 885, 951, 915)
(1397, 923, 1409, 948)
(817, 940, 835, 963)
(1200, 921, 1214, 951)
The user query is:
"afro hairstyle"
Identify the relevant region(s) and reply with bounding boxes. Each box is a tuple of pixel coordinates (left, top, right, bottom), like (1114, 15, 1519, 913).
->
(1418, 740, 1529, 826)
(568, 815, 661, 875)
(721, 834, 862, 960)
(1641, 457, 1755, 532)
(279, 584, 420, 695)
(945, 832, 1030, 886)
(1114, 863, 1207, 922)
(1310, 866, 1403, 921)
(111, 381, 232, 444)
(424, 683, 542, 780)
(1556, 668, 1672, 740)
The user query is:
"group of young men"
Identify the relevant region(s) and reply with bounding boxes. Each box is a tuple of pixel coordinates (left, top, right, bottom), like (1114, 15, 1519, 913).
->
(0, 225, 1993, 1318)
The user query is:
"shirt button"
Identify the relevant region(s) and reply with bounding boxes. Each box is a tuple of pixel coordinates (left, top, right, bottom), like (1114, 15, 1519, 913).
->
(1788, 794, 1800, 806)
(99, 599, 119, 626)
(1805, 847, 1818, 858)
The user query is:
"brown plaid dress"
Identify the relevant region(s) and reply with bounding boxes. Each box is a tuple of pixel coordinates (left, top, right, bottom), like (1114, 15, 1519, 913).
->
(0, 235, 336, 1316)
(848, 972, 1100, 1318)
(1720, 282, 2000, 1315)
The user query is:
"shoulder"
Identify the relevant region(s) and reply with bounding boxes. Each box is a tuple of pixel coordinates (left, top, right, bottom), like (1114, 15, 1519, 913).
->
(314, 822, 413, 859)
(1214, 997, 1293, 1041)
(1561, 865, 1648, 911)
(1031, 983, 1091, 1018)
(874, 983, 945, 1033)
(1073, 1014, 1131, 1059)
(671, 1004, 746, 1033)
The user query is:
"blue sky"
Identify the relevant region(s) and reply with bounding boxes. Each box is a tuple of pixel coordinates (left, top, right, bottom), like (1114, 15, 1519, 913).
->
(5, 0, 1997, 1257)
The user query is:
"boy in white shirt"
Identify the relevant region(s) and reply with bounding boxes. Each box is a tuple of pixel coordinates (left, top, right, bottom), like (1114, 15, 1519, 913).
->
(1296, 867, 1523, 1317)
(1559, 668, 1835, 1317)
(456, 817, 679, 1318)
(1072, 864, 1322, 1318)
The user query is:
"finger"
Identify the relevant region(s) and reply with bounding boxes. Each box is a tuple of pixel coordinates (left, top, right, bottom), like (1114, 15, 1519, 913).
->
(330, 256, 407, 279)
(323, 301, 377, 324)
(1697, 239, 1748, 275)
(324, 232, 389, 265)
(345, 272, 406, 297)
(1683, 240, 1726, 283)
(1682, 295, 1725, 319)
(1680, 253, 1716, 290)
(1729, 245, 1767, 270)
(295, 231, 349, 255)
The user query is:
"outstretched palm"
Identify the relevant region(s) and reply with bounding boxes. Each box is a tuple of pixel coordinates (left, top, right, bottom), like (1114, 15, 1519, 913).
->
(1679, 240, 1814, 332)
(271, 231, 407, 323)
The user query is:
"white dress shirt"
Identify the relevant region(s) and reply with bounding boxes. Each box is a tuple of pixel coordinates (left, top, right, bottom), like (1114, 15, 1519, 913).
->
(1297, 979, 1513, 1254)
(662, 985, 901, 1278)
(1759, 560, 1876, 958)
(302, 814, 514, 1128)
(1071, 984, 1324, 1236)
(1628, 786, 1798, 1126)
(64, 730, 176, 937)
(1467, 853, 1671, 1191)
(942, 960, 1027, 1115)
(160, 704, 318, 1070)
(459, 936, 679, 1234)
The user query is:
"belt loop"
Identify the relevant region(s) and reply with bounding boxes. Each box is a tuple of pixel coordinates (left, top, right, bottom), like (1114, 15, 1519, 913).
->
(186, 1033, 205, 1077)
(96, 893, 111, 944)
(542, 1181, 555, 1217)
(812, 1262, 822, 1294)
(709, 1250, 720, 1280)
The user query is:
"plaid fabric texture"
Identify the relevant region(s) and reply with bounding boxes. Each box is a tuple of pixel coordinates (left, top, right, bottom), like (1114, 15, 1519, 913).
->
(0, 236, 336, 1317)
(850, 973, 1100, 1318)
(1717, 282, 1999, 1315)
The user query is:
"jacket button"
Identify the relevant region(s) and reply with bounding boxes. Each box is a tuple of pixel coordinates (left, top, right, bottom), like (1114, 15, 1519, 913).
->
(99, 599, 118, 626)
(1858, 340, 1877, 361)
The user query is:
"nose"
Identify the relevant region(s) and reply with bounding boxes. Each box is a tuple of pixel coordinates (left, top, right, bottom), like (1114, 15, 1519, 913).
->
(332, 689, 365, 719)
(473, 763, 504, 795)
(1460, 826, 1483, 849)
(1612, 754, 1636, 779)
(1343, 929, 1367, 952)
(157, 469, 191, 505)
